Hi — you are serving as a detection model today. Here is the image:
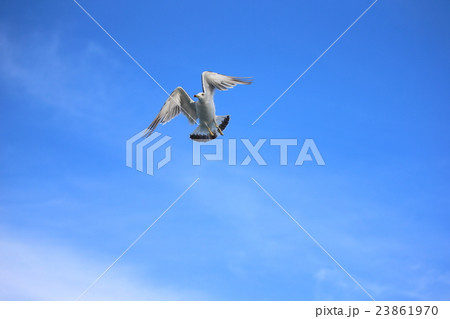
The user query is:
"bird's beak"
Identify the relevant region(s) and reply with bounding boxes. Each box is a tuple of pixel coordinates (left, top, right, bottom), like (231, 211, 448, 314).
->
(194, 94, 198, 98)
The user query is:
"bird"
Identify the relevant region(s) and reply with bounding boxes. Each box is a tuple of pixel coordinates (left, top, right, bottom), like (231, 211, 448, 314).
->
(144, 71, 252, 142)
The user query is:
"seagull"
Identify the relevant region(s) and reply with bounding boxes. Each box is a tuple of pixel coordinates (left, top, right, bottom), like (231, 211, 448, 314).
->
(144, 71, 252, 142)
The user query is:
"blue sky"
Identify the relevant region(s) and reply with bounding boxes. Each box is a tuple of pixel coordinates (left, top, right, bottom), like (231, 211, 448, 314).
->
(1, 0, 450, 300)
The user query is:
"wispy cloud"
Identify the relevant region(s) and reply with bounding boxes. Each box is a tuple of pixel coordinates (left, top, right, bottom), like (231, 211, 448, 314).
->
(0, 27, 123, 121)
(0, 226, 208, 300)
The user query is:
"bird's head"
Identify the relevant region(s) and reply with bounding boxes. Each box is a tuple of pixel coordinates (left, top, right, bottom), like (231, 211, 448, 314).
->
(194, 92, 205, 100)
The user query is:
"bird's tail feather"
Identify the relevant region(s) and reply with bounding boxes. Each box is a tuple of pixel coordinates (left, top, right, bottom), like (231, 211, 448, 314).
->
(189, 115, 230, 143)
(190, 126, 217, 142)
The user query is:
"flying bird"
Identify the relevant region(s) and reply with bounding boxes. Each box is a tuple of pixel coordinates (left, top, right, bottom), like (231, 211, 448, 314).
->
(144, 71, 252, 142)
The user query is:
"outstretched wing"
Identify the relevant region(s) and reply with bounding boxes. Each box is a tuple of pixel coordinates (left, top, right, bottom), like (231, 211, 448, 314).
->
(201, 71, 252, 97)
(145, 87, 197, 137)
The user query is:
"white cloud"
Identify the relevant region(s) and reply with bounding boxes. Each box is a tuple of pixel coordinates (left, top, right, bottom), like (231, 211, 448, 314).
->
(0, 27, 122, 120)
(0, 227, 208, 300)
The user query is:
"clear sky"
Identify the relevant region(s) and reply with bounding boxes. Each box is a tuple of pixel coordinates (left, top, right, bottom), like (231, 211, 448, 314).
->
(1, 0, 449, 301)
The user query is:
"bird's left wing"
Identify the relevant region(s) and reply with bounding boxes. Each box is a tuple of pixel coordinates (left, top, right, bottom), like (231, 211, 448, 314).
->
(202, 71, 252, 97)
(144, 87, 197, 137)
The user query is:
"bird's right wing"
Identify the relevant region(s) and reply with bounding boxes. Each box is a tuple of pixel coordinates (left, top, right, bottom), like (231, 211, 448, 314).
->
(201, 71, 252, 97)
(145, 87, 197, 137)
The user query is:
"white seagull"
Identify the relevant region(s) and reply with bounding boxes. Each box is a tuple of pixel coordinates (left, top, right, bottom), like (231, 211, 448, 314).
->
(144, 71, 252, 142)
